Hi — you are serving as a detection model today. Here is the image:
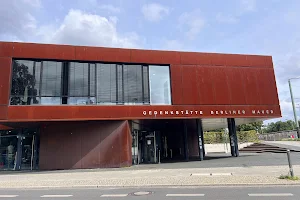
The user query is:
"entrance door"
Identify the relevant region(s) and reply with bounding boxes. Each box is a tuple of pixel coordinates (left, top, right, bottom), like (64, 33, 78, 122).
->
(20, 135, 35, 170)
(0, 129, 39, 171)
(0, 131, 18, 170)
(143, 131, 157, 164)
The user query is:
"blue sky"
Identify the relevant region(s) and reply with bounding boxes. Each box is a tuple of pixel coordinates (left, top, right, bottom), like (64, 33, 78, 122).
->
(1, 0, 300, 124)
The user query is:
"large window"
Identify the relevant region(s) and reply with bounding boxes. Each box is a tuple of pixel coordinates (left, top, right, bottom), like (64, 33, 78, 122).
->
(10, 60, 171, 105)
(96, 64, 117, 105)
(149, 65, 171, 105)
(10, 60, 62, 105)
(68, 62, 96, 105)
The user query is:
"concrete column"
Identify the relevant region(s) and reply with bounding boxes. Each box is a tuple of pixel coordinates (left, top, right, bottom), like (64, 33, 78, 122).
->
(227, 118, 239, 157)
(183, 120, 189, 161)
(196, 119, 204, 160)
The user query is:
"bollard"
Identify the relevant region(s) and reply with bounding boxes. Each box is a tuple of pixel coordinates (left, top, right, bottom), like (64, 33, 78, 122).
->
(158, 150, 161, 164)
(287, 149, 294, 177)
(170, 149, 173, 159)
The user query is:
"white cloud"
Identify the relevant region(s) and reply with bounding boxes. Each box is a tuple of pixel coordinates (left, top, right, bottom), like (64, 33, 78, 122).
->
(99, 4, 121, 13)
(216, 13, 239, 24)
(178, 10, 205, 40)
(163, 39, 183, 51)
(41, 9, 139, 48)
(22, 0, 41, 7)
(241, 0, 256, 11)
(141, 3, 169, 22)
(0, 0, 37, 40)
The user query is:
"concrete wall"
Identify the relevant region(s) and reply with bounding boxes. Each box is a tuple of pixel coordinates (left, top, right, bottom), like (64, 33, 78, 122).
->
(205, 142, 253, 154)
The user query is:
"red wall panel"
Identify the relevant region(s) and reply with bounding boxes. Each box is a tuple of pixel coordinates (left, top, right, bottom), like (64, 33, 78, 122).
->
(210, 53, 228, 66)
(247, 55, 270, 68)
(226, 67, 247, 105)
(256, 68, 274, 105)
(170, 65, 183, 105)
(39, 120, 131, 170)
(0, 57, 12, 105)
(180, 52, 211, 65)
(211, 66, 232, 104)
(225, 54, 248, 67)
(242, 68, 261, 105)
(131, 49, 181, 65)
(181, 65, 199, 105)
(0, 106, 8, 120)
(268, 68, 280, 105)
(196, 66, 216, 105)
(0, 42, 13, 57)
(75, 46, 131, 63)
(13, 43, 76, 60)
(0, 41, 281, 123)
(5, 105, 281, 122)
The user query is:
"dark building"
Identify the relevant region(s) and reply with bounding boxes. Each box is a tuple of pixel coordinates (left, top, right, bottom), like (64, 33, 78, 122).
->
(0, 42, 281, 171)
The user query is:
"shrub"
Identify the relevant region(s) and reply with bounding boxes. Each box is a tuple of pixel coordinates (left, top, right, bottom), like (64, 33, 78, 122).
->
(204, 130, 259, 144)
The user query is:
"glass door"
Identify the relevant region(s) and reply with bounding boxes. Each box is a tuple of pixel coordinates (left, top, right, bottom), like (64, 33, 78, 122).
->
(0, 130, 18, 171)
(20, 135, 34, 170)
(144, 131, 157, 164)
(20, 128, 39, 170)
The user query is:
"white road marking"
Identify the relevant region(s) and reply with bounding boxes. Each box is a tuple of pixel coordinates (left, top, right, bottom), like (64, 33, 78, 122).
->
(0, 195, 18, 198)
(211, 173, 232, 176)
(248, 193, 293, 197)
(41, 195, 73, 198)
(191, 173, 211, 176)
(101, 194, 128, 197)
(166, 194, 205, 197)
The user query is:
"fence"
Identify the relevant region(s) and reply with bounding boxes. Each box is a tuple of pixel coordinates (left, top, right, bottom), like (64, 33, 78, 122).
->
(258, 131, 297, 141)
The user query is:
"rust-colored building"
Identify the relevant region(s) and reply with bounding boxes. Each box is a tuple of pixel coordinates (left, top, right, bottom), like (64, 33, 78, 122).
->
(0, 42, 280, 171)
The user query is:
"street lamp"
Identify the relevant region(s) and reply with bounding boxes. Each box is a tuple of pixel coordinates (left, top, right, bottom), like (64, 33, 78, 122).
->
(288, 76, 300, 138)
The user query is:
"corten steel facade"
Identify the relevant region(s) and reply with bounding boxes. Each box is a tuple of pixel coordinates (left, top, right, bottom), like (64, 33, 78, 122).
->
(0, 42, 281, 170)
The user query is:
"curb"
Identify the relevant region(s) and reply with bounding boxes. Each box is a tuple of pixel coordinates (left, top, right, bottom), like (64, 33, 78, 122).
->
(1, 183, 300, 190)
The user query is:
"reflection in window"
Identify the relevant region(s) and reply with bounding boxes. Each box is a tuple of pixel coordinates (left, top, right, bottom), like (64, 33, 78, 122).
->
(96, 64, 117, 104)
(123, 65, 143, 104)
(10, 60, 171, 106)
(68, 97, 96, 105)
(41, 61, 62, 97)
(149, 65, 171, 105)
(10, 60, 41, 105)
(40, 97, 61, 105)
(10, 60, 62, 105)
(68, 62, 96, 105)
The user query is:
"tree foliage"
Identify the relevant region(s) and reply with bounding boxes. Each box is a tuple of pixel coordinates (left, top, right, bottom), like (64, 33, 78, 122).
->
(237, 121, 263, 132)
(10, 61, 39, 105)
(263, 120, 296, 133)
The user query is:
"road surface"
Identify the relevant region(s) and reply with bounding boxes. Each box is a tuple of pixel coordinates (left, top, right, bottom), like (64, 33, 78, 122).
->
(0, 185, 300, 199)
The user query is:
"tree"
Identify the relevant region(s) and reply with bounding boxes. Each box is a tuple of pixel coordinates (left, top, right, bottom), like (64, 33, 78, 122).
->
(237, 121, 263, 132)
(10, 61, 39, 105)
(263, 120, 295, 133)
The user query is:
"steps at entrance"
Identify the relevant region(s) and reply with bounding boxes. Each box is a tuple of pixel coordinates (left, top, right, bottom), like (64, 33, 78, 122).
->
(239, 143, 300, 153)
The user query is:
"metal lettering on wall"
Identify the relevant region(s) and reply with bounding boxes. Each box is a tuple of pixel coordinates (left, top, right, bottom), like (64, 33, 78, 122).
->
(142, 109, 274, 117)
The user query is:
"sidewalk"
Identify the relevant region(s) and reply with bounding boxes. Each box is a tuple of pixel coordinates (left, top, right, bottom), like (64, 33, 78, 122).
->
(1, 164, 300, 188)
(263, 141, 300, 151)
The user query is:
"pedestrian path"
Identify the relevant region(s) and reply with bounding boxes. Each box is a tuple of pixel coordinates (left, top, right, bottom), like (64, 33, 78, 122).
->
(263, 141, 300, 151)
(0, 192, 296, 198)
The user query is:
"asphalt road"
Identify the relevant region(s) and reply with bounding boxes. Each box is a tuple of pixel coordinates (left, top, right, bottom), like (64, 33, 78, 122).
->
(1, 186, 300, 199)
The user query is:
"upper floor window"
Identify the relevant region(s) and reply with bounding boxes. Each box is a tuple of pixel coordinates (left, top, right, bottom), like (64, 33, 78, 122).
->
(10, 59, 171, 106)
(10, 60, 62, 105)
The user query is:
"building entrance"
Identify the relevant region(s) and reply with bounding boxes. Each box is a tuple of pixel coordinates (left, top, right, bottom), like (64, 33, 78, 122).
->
(131, 119, 200, 165)
(0, 128, 39, 171)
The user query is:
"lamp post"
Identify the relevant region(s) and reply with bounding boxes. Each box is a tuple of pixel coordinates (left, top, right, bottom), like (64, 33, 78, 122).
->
(288, 77, 300, 138)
